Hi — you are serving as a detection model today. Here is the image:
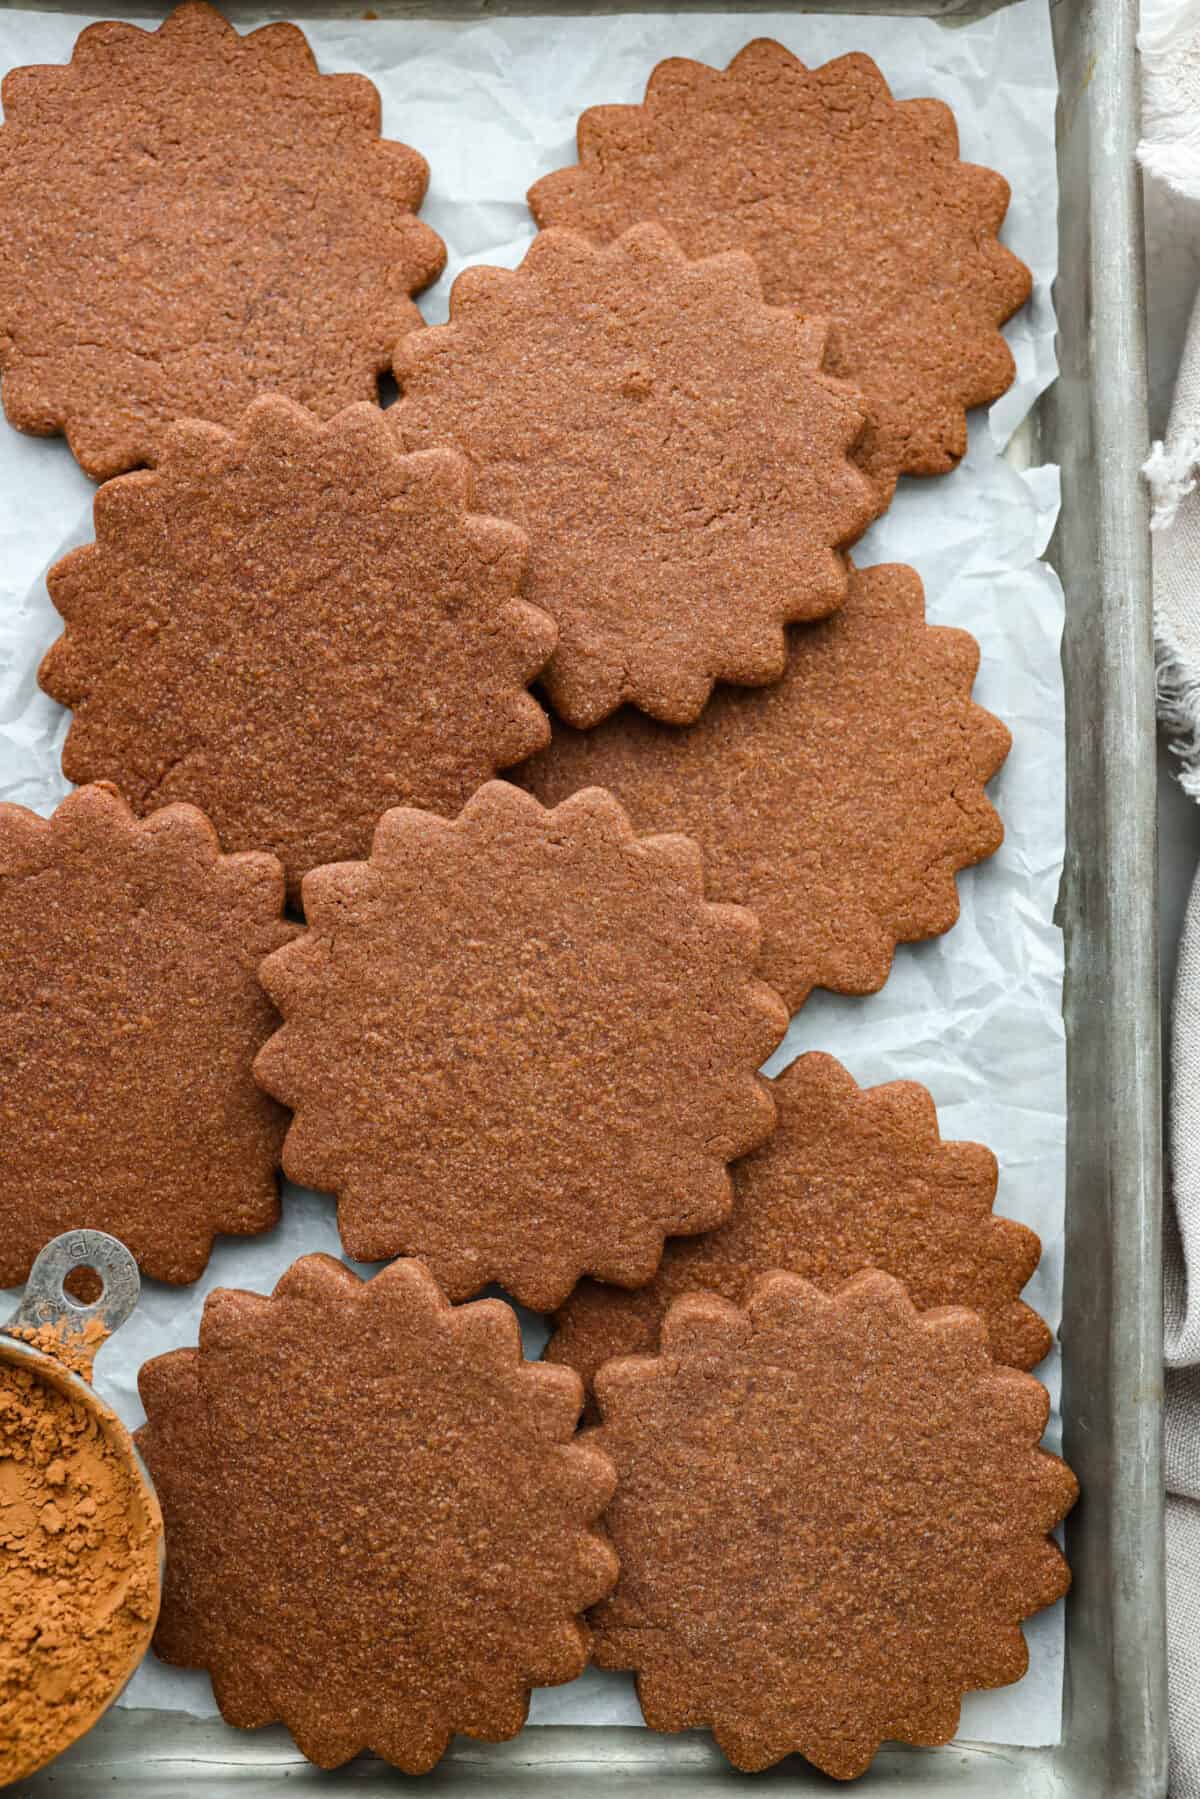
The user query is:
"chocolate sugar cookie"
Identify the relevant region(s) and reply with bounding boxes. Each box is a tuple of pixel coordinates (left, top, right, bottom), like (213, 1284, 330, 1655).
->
(0, 2, 445, 479)
(392, 224, 878, 727)
(136, 1254, 617, 1770)
(253, 783, 787, 1310)
(529, 41, 1031, 497)
(549, 1053, 1051, 1408)
(0, 784, 297, 1287)
(39, 399, 555, 899)
(519, 561, 1009, 1012)
(591, 1270, 1078, 1779)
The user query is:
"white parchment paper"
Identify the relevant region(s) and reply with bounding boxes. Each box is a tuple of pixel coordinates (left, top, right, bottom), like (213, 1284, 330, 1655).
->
(0, 0, 1065, 1751)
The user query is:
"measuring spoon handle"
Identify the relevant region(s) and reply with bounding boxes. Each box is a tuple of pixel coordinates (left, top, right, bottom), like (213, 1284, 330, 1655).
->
(1, 1229, 141, 1345)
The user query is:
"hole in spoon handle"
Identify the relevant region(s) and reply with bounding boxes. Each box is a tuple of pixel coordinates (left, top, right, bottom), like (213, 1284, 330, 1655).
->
(2, 1230, 141, 1343)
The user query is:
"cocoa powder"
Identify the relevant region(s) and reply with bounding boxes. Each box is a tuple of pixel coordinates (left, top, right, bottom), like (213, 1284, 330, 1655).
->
(0, 1350, 160, 1783)
(7, 1318, 109, 1380)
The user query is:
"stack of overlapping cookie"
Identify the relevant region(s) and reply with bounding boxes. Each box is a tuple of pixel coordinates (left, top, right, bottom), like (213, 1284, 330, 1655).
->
(0, 5, 1075, 1781)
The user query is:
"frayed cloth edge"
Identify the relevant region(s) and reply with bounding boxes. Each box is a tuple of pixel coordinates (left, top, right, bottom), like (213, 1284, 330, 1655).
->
(1158, 610, 1200, 799)
(1146, 431, 1200, 531)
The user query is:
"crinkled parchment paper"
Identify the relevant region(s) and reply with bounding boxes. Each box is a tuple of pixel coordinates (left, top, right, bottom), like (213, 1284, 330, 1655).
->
(0, 0, 1064, 1749)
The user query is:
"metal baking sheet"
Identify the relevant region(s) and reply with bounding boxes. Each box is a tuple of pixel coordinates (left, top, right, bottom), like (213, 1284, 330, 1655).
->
(5, 0, 1163, 1792)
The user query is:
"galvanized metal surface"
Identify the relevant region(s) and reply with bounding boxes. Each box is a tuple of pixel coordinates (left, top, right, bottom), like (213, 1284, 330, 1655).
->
(1046, 2, 1166, 1795)
(4, 0, 1163, 1791)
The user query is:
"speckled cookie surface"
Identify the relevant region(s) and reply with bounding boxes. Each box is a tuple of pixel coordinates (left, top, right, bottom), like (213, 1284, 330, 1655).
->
(549, 1053, 1051, 1409)
(392, 224, 877, 727)
(0, 2, 445, 480)
(0, 783, 297, 1287)
(519, 561, 1009, 1012)
(529, 41, 1030, 498)
(253, 783, 787, 1310)
(136, 1254, 617, 1772)
(39, 399, 554, 900)
(590, 1271, 1078, 1779)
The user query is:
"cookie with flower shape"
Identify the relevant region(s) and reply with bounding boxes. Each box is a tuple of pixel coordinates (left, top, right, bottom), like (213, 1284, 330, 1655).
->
(0, 782, 297, 1286)
(253, 782, 788, 1310)
(529, 40, 1031, 498)
(39, 398, 555, 900)
(548, 1051, 1051, 1411)
(391, 223, 879, 727)
(589, 1269, 1078, 1779)
(136, 1254, 618, 1771)
(0, 2, 445, 479)
(518, 560, 1010, 1014)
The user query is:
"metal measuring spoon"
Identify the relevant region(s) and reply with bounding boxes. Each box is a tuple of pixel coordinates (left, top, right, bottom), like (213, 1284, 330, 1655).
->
(0, 1230, 164, 1782)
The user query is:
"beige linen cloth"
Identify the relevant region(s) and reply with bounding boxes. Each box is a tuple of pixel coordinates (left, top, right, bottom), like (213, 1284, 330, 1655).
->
(1142, 1, 1200, 1791)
